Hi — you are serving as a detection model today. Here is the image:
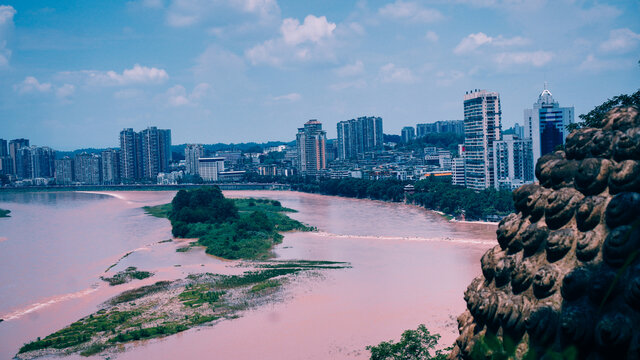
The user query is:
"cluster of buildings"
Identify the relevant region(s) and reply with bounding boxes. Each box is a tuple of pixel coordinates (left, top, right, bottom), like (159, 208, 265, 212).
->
(1, 84, 573, 190)
(452, 86, 573, 190)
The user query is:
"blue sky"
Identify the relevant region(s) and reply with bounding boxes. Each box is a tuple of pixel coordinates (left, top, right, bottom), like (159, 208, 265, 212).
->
(0, 0, 638, 150)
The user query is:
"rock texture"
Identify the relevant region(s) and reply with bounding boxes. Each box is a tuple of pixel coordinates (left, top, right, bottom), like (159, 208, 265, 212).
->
(450, 107, 640, 359)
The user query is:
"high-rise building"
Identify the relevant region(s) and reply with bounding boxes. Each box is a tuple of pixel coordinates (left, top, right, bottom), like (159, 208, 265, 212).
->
(101, 149, 120, 184)
(9, 138, 29, 176)
(297, 119, 327, 175)
(16, 146, 56, 179)
(74, 153, 101, 185)
(185, 144, 205, 175)
(0, 139, 12, 175)
(119, 127, 171, 181)
(452, 157, 465, 187)
(198, 157, 225, 181)
(463, 89, 502, 191)
(120, 128, 139, 181)
(524, 85, 574, 166)
(55, 156, 74, 184)
(336, 116, 383, 160)
(401, 126, 415, 143)
(492, 135, 534, 190)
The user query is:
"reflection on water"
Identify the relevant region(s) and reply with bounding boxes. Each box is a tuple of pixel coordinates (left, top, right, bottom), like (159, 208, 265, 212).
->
(0, 190, 496, 359)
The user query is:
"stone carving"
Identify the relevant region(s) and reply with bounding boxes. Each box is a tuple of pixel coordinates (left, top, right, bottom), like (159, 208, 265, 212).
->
(450, 106, 640, 359)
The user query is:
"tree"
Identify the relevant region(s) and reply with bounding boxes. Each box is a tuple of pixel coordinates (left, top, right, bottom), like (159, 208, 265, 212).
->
(567, 89, 640, 131)
(367, 324, 450, 360)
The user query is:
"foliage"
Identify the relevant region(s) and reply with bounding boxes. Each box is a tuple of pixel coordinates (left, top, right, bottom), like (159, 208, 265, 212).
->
(470, 331, 578, 360)
(0, 208, 10, 217)
(147, 187, 312, 259)
(178, 284, 226, 307)
(567, 88, 640, 131)
(249, 279, 281, 293)
(108, 281, 172, 305)
(100, 267, 153, 286)
(367, 324, 450, 360)
(404, 132, 465, 155)
(409, 176, 513, 220)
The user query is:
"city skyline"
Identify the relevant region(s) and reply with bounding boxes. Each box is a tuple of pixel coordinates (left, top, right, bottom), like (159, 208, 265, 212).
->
(0, 1, 638, 149)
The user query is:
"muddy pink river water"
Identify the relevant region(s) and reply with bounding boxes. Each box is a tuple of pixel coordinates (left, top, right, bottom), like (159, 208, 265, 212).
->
(0, 191, 497, 359)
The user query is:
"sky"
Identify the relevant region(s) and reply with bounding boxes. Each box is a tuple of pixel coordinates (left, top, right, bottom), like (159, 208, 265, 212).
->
(0, 0, 638, 150)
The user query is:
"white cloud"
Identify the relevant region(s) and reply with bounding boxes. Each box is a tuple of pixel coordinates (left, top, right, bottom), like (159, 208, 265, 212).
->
(246, 15, 337, 66)
(600, 28, 640, 53)
(114, 88, 143, 99)
(165, 0, 279, 27)
(454, 32, 529, 54)
(379, 1, 443, 23)
(59, 64, 169, 86)
(272, 93, 301, 102)
(14, 76, 52, 94)
(495, 51, 553, 67)
(0, 5, 16, 69)
(436, 70, 465, 86)
(329, 79, 367, 91)
(166, 83, 210, 106)
(425, 31, 438, 43)
(578, 54, 629, 72)
(56, 84, 75, 99)
(281, 15, 336, 45)
(0, 5, 15, 25)
(335, 60, 364, 77)
(379, 63, 416, 83)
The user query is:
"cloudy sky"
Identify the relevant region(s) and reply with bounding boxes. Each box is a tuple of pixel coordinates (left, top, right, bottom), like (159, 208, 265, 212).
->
(0, 0, 638, 150)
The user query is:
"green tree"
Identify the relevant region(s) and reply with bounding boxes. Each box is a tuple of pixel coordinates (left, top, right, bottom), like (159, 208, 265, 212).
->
(367, 324, 450, 360)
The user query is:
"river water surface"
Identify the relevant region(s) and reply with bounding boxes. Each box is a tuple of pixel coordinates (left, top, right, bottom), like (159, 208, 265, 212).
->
(0, 191, 496, 359)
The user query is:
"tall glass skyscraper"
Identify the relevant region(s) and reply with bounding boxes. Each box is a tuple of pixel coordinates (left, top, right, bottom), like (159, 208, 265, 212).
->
(336, 116, 383, 160)
(524, 86, 574, 166)
(296, 119, 327, 175)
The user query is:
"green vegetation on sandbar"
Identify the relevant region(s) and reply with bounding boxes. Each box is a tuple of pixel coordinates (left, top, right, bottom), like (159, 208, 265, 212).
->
(100, 267, 153, 286)
(17, 260, 348, 358)
(0, 208, 10, 217)
(144, 187, 314, 260)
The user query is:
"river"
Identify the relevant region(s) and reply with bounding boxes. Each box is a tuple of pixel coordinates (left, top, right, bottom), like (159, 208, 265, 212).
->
(0, 191, 497, 359)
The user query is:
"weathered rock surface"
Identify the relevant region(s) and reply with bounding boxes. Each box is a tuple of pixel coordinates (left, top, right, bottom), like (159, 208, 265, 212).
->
(450, 107, 640, 359)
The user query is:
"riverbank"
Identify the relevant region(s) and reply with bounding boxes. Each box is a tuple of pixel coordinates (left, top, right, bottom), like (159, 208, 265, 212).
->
(16, 261, 349, 359)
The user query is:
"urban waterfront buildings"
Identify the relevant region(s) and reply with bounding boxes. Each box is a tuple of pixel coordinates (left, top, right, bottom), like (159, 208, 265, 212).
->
(336, 116, 383, 160)
(101, 149, 120, 184)
(74, 153, 101, 185)
(15, 146, 55, 179)
(119, 127, 171, 181)
(0, 139, 12, 175)
(492, 135, 534, 190)
(297, 119, 327, 175)
(401, 126, 415, 143)
(524, 86, 574, 166)
(9, 138, 29, 176)
(416, 120, 464, 137)
(54, 156, 74, 184)
(198, 157, 225, 181)
(463, 89, 502, 191)
(185, 144, 205, 175)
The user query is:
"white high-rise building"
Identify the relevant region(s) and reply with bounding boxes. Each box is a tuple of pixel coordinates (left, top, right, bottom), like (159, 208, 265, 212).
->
(492, 135, 534, 190)
(463, 89, 502, 191)
(185, 144, 205, 175)
(524, 85, 574, 167)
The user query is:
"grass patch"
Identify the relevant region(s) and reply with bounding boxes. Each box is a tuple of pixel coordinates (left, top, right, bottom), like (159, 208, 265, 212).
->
(178, 284, 226, 307)
(0, 208, 10, 218)
(108, 281, 172, 305)
(158, 239, 173, 244)
(143, 203, 172, 218)
(101, 267, 153, 286)
(217, 268, 300, 289)
(250, 279, 281, 293)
